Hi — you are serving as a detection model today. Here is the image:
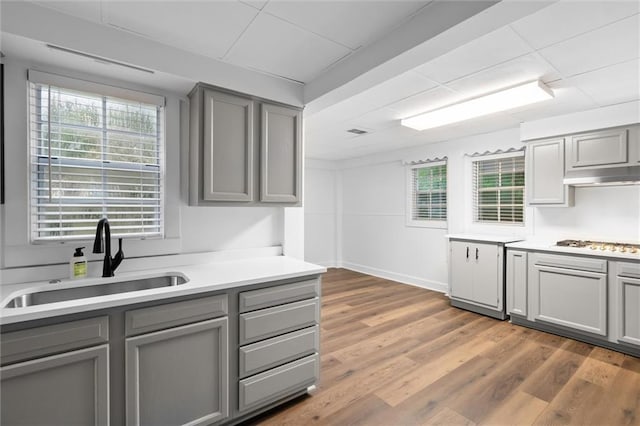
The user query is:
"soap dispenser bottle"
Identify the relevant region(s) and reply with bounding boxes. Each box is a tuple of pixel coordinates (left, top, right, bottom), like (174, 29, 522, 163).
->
(70, 247, 88, 279)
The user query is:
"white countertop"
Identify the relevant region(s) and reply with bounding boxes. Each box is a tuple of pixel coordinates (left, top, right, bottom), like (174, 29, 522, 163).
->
(506, 240, 640, 261)
(446, 233, 525, 244)
(0, 256, 326, 325)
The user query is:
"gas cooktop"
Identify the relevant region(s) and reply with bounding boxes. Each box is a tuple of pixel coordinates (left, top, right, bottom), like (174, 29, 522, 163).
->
(556, 239, 640, 253)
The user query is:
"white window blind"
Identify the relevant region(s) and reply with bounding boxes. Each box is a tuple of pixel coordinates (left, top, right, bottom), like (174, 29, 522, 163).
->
(29, 73, 165, 242)
(472, 154, 525, 224)
(408, 161, 447, 226)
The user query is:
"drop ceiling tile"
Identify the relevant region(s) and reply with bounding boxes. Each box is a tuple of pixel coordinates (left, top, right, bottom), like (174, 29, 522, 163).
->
(538, 13, 640, 77)
(388, 87, 462, 119)
(508, 80, 599, 122)
(349, 71, 438, 110)
(104, 1, 258, 59)
(225, 12, 352, 82)
(445, 53, 562, 98)
(263, 1, 427, 50)
(412, 26, 532, 84)
(348, 107, 402, 131)
(239, 0, 269, 11)
(568, 59, 640, 106)
(511, 0, 640, 50)
(32, 1, 102, 23)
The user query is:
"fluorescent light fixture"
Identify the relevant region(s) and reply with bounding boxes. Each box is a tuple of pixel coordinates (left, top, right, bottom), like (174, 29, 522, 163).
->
(401, 80, 554, 131)
(46, 44, 155, 74)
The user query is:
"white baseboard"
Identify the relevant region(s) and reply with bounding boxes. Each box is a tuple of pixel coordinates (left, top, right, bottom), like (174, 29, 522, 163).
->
(340, 261, 448, 294)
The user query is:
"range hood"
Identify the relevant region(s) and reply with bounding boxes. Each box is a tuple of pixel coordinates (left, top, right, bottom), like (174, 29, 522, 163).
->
(563, 165, 640, 186)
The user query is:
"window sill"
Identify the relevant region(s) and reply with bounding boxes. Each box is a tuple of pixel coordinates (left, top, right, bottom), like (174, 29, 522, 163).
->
(406, 220, 448, 229)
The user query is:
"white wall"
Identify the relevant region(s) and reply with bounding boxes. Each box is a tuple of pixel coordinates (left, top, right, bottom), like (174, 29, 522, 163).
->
(306, 126, 640, 293)
(304, 160, 338, 267)
(0, 58, 286, 272)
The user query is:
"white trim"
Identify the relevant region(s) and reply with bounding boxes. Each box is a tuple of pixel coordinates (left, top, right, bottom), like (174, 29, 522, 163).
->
(28, 69, 165, 106)
(341, 261, 448, 294)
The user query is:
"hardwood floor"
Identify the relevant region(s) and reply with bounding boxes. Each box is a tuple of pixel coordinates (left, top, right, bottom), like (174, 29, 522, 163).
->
(245, 268, 640, 426)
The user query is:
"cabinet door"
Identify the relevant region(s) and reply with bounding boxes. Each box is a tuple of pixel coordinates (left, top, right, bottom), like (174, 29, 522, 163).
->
(203, 90, 254, 201)
(566, 128, 628, 170)
(449, 241, 474, 301)
(506, 250, 527, 316)
(617, 276, 640, 346)
(260, 103, 302, 202)
(472, 242, 500, 309)
(531, 264, 607, 336)
(1, 345, 109, 426)
(126, 317, 229, 426)
(527, 138, 571, 205)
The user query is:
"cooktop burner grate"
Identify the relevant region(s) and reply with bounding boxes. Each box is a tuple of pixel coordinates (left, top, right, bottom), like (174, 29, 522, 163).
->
(556, 239, 640, 253)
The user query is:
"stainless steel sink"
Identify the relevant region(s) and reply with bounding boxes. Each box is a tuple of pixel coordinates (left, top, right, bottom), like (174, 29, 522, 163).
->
(4, 274, 187, 308)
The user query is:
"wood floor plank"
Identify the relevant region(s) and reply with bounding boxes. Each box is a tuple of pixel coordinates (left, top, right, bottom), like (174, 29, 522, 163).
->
(532, 377, 605, 425)
(243, 268, 640, 426)
(520, 340, 589, 402)
(449, 341, 555, 423)
(480, 391, 548, 426)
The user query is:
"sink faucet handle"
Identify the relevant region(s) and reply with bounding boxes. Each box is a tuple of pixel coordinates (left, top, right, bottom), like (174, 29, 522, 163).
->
(112, 238, 125, 272)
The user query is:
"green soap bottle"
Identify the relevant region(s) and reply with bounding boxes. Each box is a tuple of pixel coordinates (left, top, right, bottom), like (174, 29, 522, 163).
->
(70, 247, 88, 279)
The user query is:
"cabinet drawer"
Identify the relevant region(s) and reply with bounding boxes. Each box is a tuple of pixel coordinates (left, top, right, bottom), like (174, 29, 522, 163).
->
(239, 298, 319, 345)
(239, 279, 320, 313)
(533, 253, 607, 273)
(125, 294, 228, 337)
(239, 325, 319, 378)
(238, 353, 318, 411)
(1, 316, 109, 366)
(617, 262, 640, 279)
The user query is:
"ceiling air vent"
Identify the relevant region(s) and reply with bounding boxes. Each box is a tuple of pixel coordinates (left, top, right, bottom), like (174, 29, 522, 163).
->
(346, 128, 368, 135)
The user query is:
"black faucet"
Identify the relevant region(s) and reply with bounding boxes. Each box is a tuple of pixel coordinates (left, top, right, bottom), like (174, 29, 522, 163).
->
(92, 218, 125, 277)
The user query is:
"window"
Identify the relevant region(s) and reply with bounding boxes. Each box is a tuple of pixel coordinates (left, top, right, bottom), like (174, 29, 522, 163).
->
(472, 153, 525, 224)
(28, 70, 165, 242)
(407, 161, 447, 228)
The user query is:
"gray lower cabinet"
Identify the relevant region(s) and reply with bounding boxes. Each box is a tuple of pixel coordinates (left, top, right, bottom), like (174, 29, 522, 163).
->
(1, 344, 110, 426)
(236, 279, 320, 414)
(125, 317, 229, 426)
(449, 240, 503, 317)
(617, 263, 640, 347)
(0, 275, 322, 425)
(526, 138, 574, 206)
(506, 250, 527, 317)
(530, 254, 608, 336)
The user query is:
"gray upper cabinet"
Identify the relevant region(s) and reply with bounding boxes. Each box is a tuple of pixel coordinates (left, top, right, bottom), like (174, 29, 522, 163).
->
(203, 90, 254, 202)
(260, 103, 302, 203)
(526, 138, 574, 206)
(1, 345, 110, 426)
(188, 83, 302, 206)
(565, 127, 629, 171)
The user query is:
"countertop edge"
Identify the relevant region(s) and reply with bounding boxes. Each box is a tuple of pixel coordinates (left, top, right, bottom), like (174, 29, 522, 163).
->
(0, 257, 327, 326)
